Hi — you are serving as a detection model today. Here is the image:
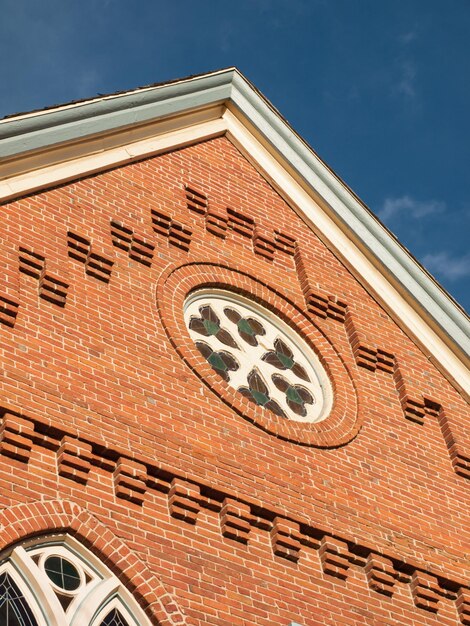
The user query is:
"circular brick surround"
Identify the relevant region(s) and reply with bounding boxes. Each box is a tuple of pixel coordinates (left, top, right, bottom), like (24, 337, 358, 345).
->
(157, 262, 360, 447)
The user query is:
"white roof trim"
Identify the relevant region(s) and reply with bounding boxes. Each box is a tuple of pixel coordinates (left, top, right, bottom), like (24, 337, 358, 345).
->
(0, 68, 468, 394)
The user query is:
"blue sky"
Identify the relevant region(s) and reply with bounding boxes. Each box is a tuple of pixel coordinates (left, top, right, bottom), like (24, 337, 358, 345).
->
(2, 0, 469, 312)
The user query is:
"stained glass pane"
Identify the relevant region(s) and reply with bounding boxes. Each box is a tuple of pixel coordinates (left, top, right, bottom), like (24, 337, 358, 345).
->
(100, 608, 130, 626)
(185, 291, 333, 423)
(44, 555, 81, 591)
(0, 572, 38, 626)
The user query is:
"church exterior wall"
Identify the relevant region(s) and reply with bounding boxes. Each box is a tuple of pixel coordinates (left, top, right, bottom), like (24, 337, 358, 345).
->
(1, 135, 469, 625)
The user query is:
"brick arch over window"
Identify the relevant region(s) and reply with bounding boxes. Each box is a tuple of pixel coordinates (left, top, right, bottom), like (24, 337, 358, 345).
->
(0, 499, 188, 626)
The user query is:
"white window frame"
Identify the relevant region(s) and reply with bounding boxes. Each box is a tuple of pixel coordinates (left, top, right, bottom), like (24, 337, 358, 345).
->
(0, 535, 152, 626)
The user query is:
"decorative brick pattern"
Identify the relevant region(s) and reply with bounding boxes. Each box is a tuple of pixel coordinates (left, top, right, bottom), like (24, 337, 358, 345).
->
(411, 571, 441, 613)
(365, 553, 396, 597)
(253, 227, 276, 261)
(271, 517, 302, 562)
(319, 536, 350, 580)
(0, 411, 34, 463)
(0, 241, 20, 327)
(393, 362, 428, 425)
(456, 587, 470, 625)
(113, 457, 147, 505)
(0, 401, 469, 623)
(19, 246, 45, 280)
(294, 248, 347, 322)
(438, 407, 470, 480)
(110, 220, 154, 266)
(205, 209, 228, 238)
(68, 231, 114, 282)
(274, 230, 296, 256)
(220, 497, 252, 544)
(1, 135, 468, 626)
(345, 310, 395, 372)
(57, 436, 93, 484)
(185, 183, 208, 215)
(168, 478, 201, 524)
(227, 207, 255, 239)
(150, 209, 192, 252)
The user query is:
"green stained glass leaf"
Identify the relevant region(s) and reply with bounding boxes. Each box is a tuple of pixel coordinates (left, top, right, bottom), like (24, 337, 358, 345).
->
(276, 351, 294, 369)
(238, 318, 255, 336)
(208, 352, 228, 371)
(220, 351, 239, 371)
(286, 386, 303, 404)
(203, 318, 220, 335)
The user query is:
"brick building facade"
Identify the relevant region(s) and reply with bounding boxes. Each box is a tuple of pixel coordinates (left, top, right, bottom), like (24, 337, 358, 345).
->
(0, 69, 469, 625)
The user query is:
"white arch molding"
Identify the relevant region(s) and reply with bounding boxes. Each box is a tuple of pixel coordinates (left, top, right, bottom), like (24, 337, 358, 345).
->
(0, 535, 153, 626)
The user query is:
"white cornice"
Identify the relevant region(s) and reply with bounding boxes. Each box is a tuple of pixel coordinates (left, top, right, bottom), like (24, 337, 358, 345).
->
(0, 68, 468, 396)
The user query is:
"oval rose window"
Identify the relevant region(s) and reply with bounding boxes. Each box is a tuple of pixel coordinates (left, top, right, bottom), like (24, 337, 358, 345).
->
(184, 290, 333, 423)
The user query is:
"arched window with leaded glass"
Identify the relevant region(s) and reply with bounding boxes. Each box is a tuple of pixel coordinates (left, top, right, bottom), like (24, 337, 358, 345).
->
(0, 535, 153, 626)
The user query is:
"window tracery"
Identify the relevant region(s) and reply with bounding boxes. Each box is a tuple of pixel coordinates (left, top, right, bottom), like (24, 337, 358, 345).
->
(185, 290, 333, 423)
(0, 536, 151, 626)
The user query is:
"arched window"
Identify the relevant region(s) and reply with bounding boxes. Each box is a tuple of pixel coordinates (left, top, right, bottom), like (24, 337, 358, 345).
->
(0, 535, 153, 626)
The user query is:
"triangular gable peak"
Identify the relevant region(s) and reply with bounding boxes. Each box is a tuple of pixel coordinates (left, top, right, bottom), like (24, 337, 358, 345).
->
(0, 68, 468, 396)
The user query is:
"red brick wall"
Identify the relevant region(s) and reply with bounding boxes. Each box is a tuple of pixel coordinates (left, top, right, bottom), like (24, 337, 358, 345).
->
(0, 137, 469, 625)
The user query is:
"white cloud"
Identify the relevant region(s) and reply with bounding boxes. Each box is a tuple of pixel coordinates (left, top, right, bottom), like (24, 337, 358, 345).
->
(378, 195, 445, 222)
(421, 252, 470, 281)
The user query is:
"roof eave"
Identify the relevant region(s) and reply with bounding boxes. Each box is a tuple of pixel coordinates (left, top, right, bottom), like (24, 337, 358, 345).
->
(1, 68, 469, 378)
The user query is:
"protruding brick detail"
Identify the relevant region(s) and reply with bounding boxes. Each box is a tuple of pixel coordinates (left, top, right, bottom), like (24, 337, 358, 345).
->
(253, 227, 276, 261)
(151, 209, 192, 252)
(319, 536, 350, 580)
(206, 209, 228, 238)
(0, 241, 20, 327)
(220, 497, 251, 544)
(185, 183, 208, 215)
(57, 436, 93, 484)
(345, 310, 395, 372)
(0, 295, 19, 327)
(393, 362, 429, 425)
(19, 246, 45, 279)
(68, 231, 114, 282)
(113, 457, 147, 505)
(38, 273, 68, 306)
(227, 207, 255, 239)
(411, 570, 441, 613)
(271, 517, 302, 562)
(168, 478, 201, 524)
(456, 587, 470, 625)
(110, 221, 154, 266)
(0, 412, 34, 463)
(365, 553, 396, 597)
(274, 230, 296, 256)
(437, 407, 470, 479)
(19, 246, 69, 306)
(294, 248, 347, 322)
